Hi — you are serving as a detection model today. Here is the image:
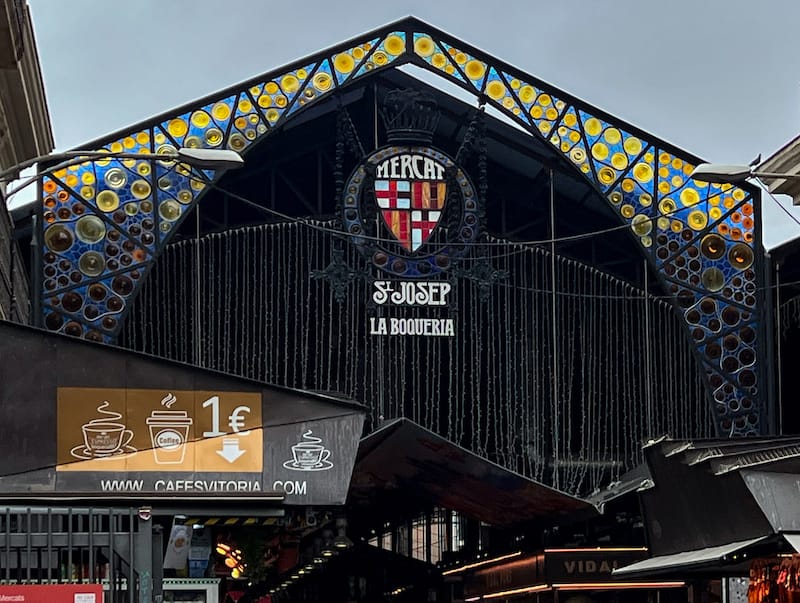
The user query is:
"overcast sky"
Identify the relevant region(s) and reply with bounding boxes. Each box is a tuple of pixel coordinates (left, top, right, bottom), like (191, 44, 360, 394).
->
(24, 0, 800, 248)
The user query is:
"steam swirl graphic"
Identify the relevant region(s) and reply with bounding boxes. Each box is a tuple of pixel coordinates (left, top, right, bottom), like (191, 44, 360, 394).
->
(161, 392, 177, 408)
(301, 430, 322, 444)
(86, 400, 123, 425)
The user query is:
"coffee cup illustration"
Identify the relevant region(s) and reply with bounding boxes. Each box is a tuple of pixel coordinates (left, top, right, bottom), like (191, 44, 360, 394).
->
(284, 430, 333, 471)
(147, 394, 193, 464)
(82, 422, 133, 456)
(71, 401, 136, 460)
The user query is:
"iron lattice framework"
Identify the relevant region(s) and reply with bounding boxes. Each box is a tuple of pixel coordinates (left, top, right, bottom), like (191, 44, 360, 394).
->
(37, 17, 764, 437)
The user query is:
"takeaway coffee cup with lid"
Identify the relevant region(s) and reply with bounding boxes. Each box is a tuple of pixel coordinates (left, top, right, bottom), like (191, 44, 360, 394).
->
(147, 410, 193, 464)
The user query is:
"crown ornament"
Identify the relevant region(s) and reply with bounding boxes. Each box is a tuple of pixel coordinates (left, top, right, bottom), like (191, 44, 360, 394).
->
(381, 89, 440, 144)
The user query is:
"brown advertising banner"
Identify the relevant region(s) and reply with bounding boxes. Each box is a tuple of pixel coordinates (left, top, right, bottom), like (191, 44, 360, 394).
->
(0, 321, 365, 504)
(57, 388, 263, 473)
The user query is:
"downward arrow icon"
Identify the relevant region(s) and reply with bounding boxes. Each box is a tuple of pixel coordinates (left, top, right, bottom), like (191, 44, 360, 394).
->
(217, 438, 246, 463)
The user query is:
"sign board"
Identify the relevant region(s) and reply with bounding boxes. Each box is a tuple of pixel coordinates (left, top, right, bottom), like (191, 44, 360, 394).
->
(0, 584, 102, 603)
(0, 322, 365, 505)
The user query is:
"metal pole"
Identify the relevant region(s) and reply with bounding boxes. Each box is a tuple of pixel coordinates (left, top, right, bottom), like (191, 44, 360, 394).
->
(775, 260, 783, 434)
(549, 168, 559, 489)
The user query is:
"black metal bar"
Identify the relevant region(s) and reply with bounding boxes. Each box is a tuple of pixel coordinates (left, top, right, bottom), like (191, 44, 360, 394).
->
(26, 508, 31, 582)
(47, 508, 52, 583)
(128, 508, 135, 603)
(88, 507, 94, 583)
(67, 507, 72, 582)
(4, 508, 9, 582)
(109, 508, 115, 603)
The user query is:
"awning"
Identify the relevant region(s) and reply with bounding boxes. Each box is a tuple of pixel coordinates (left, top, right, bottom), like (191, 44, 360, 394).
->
(348, 418, 594, 528)
(613, 536, 770, 577)
(783, 533, 800, 553)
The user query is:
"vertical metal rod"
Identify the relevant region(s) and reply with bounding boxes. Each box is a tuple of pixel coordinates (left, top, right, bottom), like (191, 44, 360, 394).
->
(195, 206, 202, 367)
(46, 509, 52, 582)
(26, 508, 32, 582)
(776, 261, 783, 434)
(373, 80, 379, 149)
(644, 259, 653, 433)
(128, 508, 135, 603)
(67, 507, 72, 582)
(549, 168, 559, 489)
(31, 213, 42, 326)
(4, 508, 10, 582)
(88, 508, 94, 583)
(109, 509, 116, 603)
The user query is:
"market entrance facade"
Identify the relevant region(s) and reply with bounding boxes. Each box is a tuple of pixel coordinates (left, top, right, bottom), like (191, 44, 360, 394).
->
(4, 15, 770, 603)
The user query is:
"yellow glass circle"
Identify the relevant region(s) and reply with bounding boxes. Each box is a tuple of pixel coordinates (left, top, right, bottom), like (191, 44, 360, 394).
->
(723, 197, 735, 209)
(633, 162, 654, 183)
(136, 162, 151, 176)
(184, 135, 202, 149)
(168, 118, 188, 138)
(432, 53, 447, 68)
(281, 74, 300, 94)
(639, 192, 653, 207)
(502, 96, 515, 110)
(510, 78, 520, 89)
(122, 136, 136, 149)
(465, 60, 486, 80)
(519, 85, 536, 104)
(177, 189, 193, 204)
(373, 51, 388, 66)
(709, 206, 722, 220)
(659, 197, 676, 215)
(234, 117, 247, 130)
(659, 152, 671, 165)
(131, 179, 152, 199)
(623, 136, 642, 155)
(81, 171, 96, 185)
(671, 175, 683, 188)
(657, 217, 670, 230)
(621, 179, 635, 193)
(591, 142, 609, 160)
(609, 191, 623, 205)
(384, 34, 405, 56)
(110, 141, 124, 154)
(733, 188, 746, 201)
(444, 64, 455, 75)
(569, 131, 581, 143)
(611, 152, 628, 170)
(96, 190, 120, 212)
(671, 220, 683, 233)
(454, 52, 468, 65)
(570, 147, 586, 163)
(66, 174, 79, 187)
(266, 108, 280, 122)
(538, 94, 552, 106)
(584, 117, 602, 137)
(334, 52, 355, 74)
(275, 95, 287, 108)
(680, 188, 700, 207)
(154, 132, 166, 144)
(414, 36, 435, 57)
(530, 106, 543, 119)
(265, 82, 279, 94)
(620, 204, 635, 218)
(658, 167, 669, 179)
(539, 121, 551, 134)
(688, 210, 708, 230)
(205, 128, 223, 146)
(545, 107, 558, 120)
(563, 113, 577, 127)
(212, 102, 231, 121)
(238, 99, 253, 113)
(598, 166, 616, 184)
(486, 80, 505, 100)
(191, 111, 210, 128)
(296, 68, 307, 80)
(258, 94, 272, 108)
(313, 71, 332, 92)
(228, 133, 246, 151)
(604, 128, 621, 145)
(631, 214, 652, 236)
(352, 47, 365, 61)
(581, 163, 591, 173)
(671, 158, 683, 170)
